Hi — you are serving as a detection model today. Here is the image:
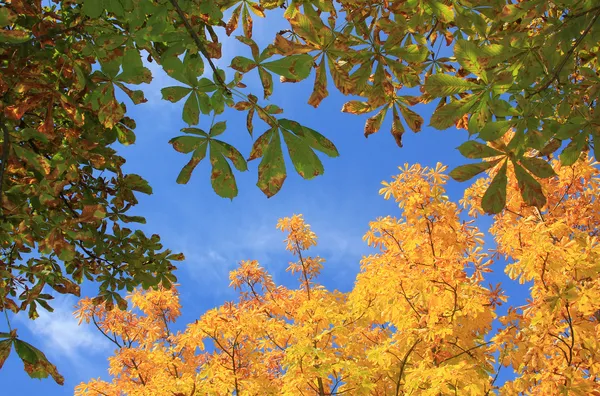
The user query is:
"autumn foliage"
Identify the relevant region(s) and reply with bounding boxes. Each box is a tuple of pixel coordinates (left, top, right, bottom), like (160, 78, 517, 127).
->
(3, 0, 600, 381)
(75, 156, 600, 395)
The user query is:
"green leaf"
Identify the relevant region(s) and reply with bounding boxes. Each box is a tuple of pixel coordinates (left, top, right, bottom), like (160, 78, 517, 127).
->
(424, 74, 479, 97)
(479, 120, 514, 141)
(183, 52, 204, 86)
(455, 40, 487, 81)
(520, 157, 556, 178)
(123, 174, 152, 194)
(257, 131, 286, 197)
(514, 163, 546, 208)
(457, 141, 504, 159)
(161, 55, 189, 85)
(0, 8, 16, 26)
(161, 86, 191, 103)
(115, 124, 136, 145)
(481, 160, 508, 214)
(279, 119, 339, 157)
(262, 54, 314, 80)
(282, 130, 324, 179)
(593, 133, 600, 163)
(212, 141, 247, 172)
(258, 67, 273, 98)
(560, 134, 587, 166)
(169, 136, 204, 154)
(176, 142, 208, 184)
(0, 339, 11, 369)
(449, 159, 500, 182)
(398, 105, 423, 133)
(82, 0, 105, 18)
(210, 121, 227, 137)
(430, 94, 480, 130)
(210, 145, 238, 199)
(181, 127, 208, 137)
(14, 339, 64, 385)
(182, 92, 200, 125)
(248, 128, 275, 161)
(230, 56, 257, 73)
(539, 139, 562, 157)
(430, 1, 454, 23)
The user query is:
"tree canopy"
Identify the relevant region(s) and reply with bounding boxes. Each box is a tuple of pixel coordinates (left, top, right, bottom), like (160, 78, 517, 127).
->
(75, 156, 600, 395)
(1, 0, 600, 384)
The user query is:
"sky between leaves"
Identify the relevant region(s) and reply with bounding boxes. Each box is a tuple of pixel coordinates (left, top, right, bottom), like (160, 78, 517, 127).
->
(1, 6, 528, 394)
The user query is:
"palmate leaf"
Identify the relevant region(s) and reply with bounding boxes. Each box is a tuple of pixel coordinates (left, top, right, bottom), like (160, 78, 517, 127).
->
(479, 120, 515, 141)
(559, 134, 587, 166)
(308, 59, 328, 108)
(161, 86, 192, 103)
(278, 119, 339, 157)
(454, 40, 488, 81)
(449, 159, 501, 182)
(482, 160, 508, 214)
(430, 94, 481, 130)
(170, 127, 246, 195)
(210, 144, 238, 199)
(255, 129, 286, 197)
(514, 162, 546, 208)
(246, 119, 338, 196)
(520, 156, 556, 178)
(261, 54, 314, 80)
(424, 74, 480, 97)
(457, 141, 504, 159)
(364, 106, 388, 137)
(14, 339, 64, 385)
(281, 130, 324, 179)
(0, 339, 11, 369)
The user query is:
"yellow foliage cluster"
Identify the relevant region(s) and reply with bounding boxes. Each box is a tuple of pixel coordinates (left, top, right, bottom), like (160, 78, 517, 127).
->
(75, 158, 600, 395)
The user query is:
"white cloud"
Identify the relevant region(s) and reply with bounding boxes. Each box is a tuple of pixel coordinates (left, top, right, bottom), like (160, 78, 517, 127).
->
(16, 295, 111, 363)
(169, 211, 372, 298)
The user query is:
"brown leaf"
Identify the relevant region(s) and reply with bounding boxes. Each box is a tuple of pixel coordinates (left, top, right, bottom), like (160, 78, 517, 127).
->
(364, 106, 388, 138)
(391, 106, 405, 147)
(226, 4, 242, 35)
(308, 60, 328, 108)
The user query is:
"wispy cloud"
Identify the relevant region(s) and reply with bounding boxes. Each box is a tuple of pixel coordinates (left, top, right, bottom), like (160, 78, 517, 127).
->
(169, 209, 372, 301)
(16, 295, 111, 363)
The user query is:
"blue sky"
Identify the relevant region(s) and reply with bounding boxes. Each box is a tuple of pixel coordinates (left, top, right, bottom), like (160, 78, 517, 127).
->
(2, 10, 527, 394)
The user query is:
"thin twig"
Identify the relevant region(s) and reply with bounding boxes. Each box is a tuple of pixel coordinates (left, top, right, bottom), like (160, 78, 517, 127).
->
(437, 341, 493, 365)
(167, 0, 230, 93)
(566, 5, 600, 19)
(395, 339, 420, 396)
(91, 314, 122, 348)
(529, 10, 600, 96)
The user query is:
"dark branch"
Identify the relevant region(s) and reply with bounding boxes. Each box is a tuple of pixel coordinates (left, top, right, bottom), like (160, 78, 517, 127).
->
(0, 115, 10, 219)
(167, 0, 230, 93)
(529, 10, 600, 96)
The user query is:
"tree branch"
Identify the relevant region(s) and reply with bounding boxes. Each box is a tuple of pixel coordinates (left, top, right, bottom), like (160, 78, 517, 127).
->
(167, 0, 230, 93)
(529, 10, 600, 96)
(395, 339, 420, 396)
(0, 115, 10, 219)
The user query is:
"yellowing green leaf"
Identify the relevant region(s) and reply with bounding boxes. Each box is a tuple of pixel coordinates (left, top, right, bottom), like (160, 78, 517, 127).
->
(482, 160, 508, 214)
